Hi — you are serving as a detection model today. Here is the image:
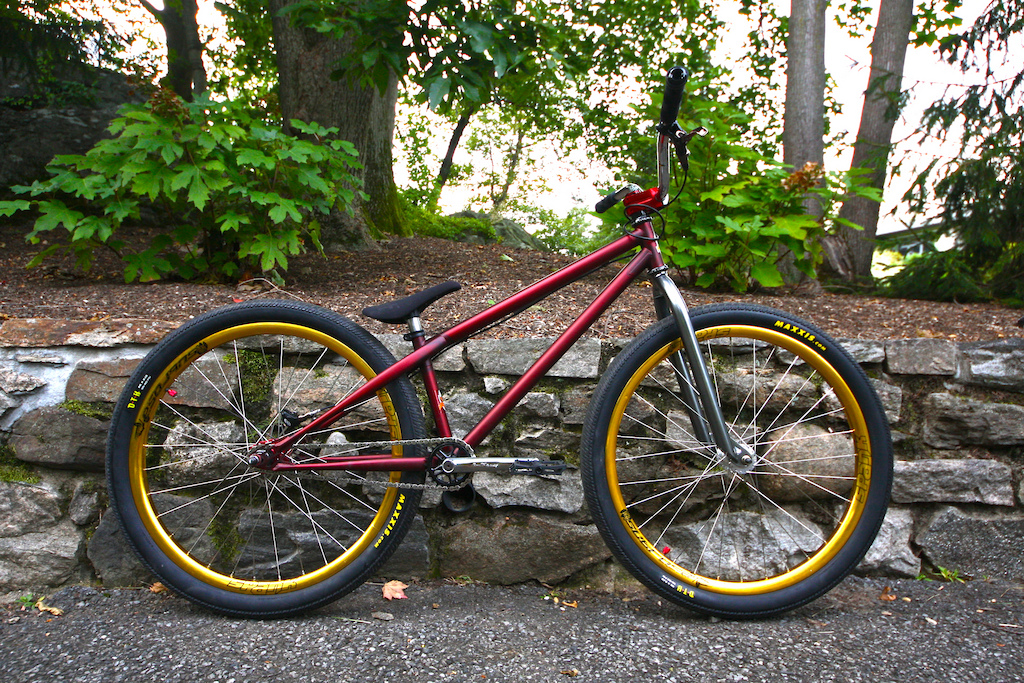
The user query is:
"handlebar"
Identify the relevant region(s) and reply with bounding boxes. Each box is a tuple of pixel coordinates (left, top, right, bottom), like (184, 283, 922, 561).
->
(659, 66, 688, 128)
(594, 66, 692, 215)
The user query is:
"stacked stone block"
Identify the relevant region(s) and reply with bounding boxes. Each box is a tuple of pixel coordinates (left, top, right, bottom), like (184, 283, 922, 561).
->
(1, 317, 1022, 595)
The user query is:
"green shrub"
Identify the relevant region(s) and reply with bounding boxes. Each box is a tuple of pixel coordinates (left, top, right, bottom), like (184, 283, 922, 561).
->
(601, 96, 880, 292)
(880, 248, 1008, 303)
(0, 89, 363, 283)
(664, 162, 873, 291)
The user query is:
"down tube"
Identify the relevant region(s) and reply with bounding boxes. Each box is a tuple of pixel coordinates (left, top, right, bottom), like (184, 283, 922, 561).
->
(463, 248, 654, 448)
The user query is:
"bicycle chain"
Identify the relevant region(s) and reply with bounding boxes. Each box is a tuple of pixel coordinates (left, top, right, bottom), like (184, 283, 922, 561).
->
(276, 471, 465, 492)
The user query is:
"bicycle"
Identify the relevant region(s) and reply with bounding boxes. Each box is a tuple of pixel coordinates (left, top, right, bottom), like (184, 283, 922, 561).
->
(105, 67, 893, 619)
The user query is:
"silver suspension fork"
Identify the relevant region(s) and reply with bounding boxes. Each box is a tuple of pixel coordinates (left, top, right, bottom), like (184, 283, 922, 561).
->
(649, 268, 754, 466)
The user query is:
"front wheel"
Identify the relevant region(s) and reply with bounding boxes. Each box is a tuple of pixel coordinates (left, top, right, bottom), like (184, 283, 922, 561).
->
(106, 300, 426, 617)
(581, 303, 892, 618)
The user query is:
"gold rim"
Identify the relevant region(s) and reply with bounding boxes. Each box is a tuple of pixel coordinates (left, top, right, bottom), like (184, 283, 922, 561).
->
(128, 323, 404, 594)
(605, 325, 872, 595)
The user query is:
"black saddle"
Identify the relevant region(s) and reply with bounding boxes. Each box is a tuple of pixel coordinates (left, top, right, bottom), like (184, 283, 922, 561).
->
(362, 280, 461, 324)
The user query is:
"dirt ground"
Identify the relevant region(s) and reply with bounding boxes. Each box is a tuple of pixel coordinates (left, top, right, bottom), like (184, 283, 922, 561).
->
(1, 224, 1021, 343)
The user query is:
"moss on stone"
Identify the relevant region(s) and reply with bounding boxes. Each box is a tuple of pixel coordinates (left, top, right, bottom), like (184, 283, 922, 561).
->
(401, 194, 495, 242)
(60, 399, 113, 421)
(225, 349, 276, 405)
(207, 516, 244, 566)
(0, 444, 41, 484)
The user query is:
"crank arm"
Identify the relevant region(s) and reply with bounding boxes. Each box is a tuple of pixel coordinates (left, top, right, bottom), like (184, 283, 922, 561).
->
(439, 457, 567, 476)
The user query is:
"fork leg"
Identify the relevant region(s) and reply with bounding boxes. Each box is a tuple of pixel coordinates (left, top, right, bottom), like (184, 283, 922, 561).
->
(649, 270, 753, 466)
(653, 288, 712, 444)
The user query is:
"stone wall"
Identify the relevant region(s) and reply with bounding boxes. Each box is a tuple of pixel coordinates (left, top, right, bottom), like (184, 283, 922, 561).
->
(1, 317, 1023, 596)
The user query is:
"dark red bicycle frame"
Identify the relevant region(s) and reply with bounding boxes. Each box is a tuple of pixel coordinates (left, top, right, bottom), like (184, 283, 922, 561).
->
(266, 219, 666, 473)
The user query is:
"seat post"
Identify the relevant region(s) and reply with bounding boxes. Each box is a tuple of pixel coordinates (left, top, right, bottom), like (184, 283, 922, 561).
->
(406, 315, 424, 339)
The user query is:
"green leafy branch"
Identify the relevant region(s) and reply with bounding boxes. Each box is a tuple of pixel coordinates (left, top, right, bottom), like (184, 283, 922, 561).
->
(653, 98, 880, 292)
(0, 91, 362, 283)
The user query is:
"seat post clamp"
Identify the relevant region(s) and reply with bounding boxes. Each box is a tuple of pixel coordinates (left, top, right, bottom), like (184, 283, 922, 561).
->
(404, 316, 424, 341)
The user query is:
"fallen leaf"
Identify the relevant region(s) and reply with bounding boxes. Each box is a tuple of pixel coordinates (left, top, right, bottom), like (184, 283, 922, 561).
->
(371, 611, 394, 621)
(149, 582, 168, 594)
(35, 598, 63, 616)
(879, 586, 897, 602)
(560, 669, 580, 677)
(382, 580, 409, 601)
(562, 600, 578, 609)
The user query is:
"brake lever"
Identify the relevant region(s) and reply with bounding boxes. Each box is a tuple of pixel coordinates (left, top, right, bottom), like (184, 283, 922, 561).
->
(671, 126, 708, 171)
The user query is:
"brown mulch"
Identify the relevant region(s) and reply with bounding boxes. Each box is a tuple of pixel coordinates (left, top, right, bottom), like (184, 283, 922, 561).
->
(0, 226, 1021, 343)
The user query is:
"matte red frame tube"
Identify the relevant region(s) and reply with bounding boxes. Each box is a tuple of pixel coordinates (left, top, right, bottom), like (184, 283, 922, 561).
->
(463, 247, 652, 447)
(269, 228, 655, 465)
(272, 455, 427, 472)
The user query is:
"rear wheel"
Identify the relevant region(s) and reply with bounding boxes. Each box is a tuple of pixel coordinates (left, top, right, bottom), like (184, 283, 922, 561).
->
(106, 300, 425, 617)
(581, 303, 892, 618)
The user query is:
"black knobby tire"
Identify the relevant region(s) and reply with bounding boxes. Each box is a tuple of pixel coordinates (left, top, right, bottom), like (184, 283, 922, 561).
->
(106, 300, 426, 617)
(581, 303, 892, 618)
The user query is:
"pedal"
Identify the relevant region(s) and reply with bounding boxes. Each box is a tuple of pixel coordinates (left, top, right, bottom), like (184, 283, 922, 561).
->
(509, 459, 567, 476)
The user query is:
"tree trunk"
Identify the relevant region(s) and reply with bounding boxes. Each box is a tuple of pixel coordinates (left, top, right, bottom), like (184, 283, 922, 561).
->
(269, 0, 407, 246)
(780, 0, 827, 285)
(831, 0, 915, 282)
(138, 0, 206, 100)
(430, 108, 475, 210)
(490, 127, 526, 218)
(783, 0, 828, 217)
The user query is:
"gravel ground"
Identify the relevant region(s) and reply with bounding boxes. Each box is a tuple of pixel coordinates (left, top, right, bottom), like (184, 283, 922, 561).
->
(2, 577, 1023, 682)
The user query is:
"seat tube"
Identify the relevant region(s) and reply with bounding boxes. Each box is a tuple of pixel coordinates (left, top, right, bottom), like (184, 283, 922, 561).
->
(408, 317, 452, 438)
(648, 268, 753, 466)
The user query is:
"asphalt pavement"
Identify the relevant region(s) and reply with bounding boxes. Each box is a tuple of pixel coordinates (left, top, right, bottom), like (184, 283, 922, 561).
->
(2, 576, 1023, 682)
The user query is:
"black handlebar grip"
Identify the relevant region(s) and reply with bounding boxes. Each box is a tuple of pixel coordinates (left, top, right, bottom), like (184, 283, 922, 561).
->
(595, 191, 620, 214)
(659, 66, 689, 127)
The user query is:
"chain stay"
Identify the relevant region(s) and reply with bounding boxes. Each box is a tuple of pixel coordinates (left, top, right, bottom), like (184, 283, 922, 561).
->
(275, 436, 474, 491)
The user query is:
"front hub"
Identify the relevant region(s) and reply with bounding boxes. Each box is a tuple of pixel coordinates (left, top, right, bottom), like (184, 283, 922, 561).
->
(721, 442, 758, 475)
